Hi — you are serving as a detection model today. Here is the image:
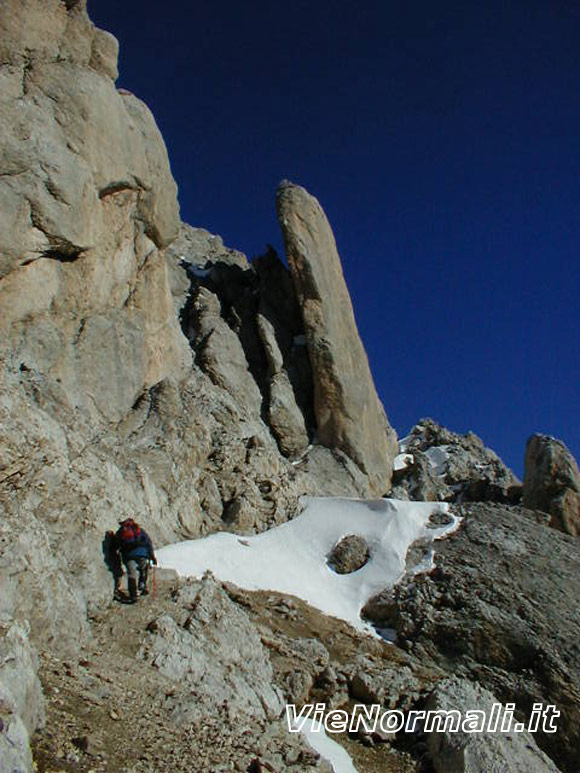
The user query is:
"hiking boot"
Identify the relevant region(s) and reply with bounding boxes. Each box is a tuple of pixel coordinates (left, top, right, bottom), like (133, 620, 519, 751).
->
(113, 588, 127, 602)
(139, 586, 149, 596)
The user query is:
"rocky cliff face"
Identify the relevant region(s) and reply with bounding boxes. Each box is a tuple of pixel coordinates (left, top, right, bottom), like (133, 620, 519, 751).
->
(1, 0, 188, 646)
(363, 502, 580, 772)
(277, 182, 398, 494)
(0, 0, 389, 650)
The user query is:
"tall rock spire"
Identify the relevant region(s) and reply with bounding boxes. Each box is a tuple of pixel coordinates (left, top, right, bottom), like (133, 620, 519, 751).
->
(276, 181, 398, 494)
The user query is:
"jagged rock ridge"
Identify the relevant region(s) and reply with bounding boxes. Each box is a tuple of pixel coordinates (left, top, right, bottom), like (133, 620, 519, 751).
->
(392, 418, 522, 504)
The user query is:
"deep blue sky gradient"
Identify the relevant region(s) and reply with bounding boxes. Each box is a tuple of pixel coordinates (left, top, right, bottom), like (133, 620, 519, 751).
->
(89, 1, 579, 476)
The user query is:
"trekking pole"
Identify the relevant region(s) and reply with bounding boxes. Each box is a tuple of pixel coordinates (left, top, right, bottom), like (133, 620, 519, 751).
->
(152, 562, 157, 598)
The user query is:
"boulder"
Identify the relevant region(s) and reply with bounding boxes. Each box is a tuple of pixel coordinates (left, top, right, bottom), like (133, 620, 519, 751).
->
(276, 181, 397, 493)
(139, 574, 283, 724)
(426, 677, 559, 773)
(523, 434, 580, 537)
(327, 535, 370, 574)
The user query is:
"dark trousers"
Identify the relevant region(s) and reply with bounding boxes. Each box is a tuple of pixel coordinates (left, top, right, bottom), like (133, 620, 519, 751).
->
(125, 557, 149, 592)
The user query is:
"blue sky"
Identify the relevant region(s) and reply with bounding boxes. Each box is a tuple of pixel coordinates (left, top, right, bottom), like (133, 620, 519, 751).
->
(89, 1, 579, 476)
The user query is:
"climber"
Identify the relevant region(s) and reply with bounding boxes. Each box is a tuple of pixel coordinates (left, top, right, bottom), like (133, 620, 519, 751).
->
(114, 518, 157, 603)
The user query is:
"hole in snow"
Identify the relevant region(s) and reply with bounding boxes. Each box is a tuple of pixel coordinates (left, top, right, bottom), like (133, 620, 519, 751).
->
(327, 535, 370, 574)
(426, 510, 454, 528)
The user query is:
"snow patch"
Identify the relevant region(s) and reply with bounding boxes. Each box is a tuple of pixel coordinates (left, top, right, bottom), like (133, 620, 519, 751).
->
(393, 453, 413, 471)
(297, 719, 358, 772)
(158, 497, 460, 636)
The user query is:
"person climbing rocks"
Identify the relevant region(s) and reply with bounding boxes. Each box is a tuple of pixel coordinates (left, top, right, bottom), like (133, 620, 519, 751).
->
(114, 518, 157, 603)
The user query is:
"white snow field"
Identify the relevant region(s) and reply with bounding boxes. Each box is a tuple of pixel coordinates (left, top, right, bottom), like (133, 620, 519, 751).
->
(157, 497, 459, 635)
(158, 497, 459, 773)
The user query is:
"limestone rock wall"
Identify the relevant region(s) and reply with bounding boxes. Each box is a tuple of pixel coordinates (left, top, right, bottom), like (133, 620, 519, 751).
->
(0, 0, 191, 649)
(0, 617, 44, 773)
(0, 0, 189, 419)
(276, 181, 398, 494)
(0, 1, 378, 657)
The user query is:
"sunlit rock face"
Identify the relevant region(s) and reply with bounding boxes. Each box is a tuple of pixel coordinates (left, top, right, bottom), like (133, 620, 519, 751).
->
(276, 181, 398, 494)
(0, 1, 384, 659)
(523, 433, 580, 537)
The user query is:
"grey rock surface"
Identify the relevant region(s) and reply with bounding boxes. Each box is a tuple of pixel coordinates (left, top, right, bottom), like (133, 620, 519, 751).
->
(0, 710, 32, 773)
(0, 617, 44, 773)
(166, 222, 250, 271)
(276, 181, 398, 494)
(189, 285, 263, 418)
(523, 433, 580, 536)
(257, 313, 310, 457)
(393, 419, 521, 504)
(380, 503, 579, 772)
(274, 635, 331, 704)
(139, 574, 283, 723)
(34, 577, 334, 772)
(267, 370, 311, 457)
(175, 237, 313, 460)
(425, 677, 559, 773)
(348, 655, 421, 710)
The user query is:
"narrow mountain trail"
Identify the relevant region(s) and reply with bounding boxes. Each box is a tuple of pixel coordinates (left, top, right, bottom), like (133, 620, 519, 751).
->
(33, 576, 219, 772)
(32, 573, 427, 773)
(33, 575, 293, 772)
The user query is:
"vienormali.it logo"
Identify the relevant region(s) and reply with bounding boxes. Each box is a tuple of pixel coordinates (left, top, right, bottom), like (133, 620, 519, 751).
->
(286, 702, 560, 735)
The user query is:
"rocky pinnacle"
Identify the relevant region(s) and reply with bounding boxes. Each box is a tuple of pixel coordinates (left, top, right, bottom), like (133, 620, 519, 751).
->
(276, 181, 398, 494)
